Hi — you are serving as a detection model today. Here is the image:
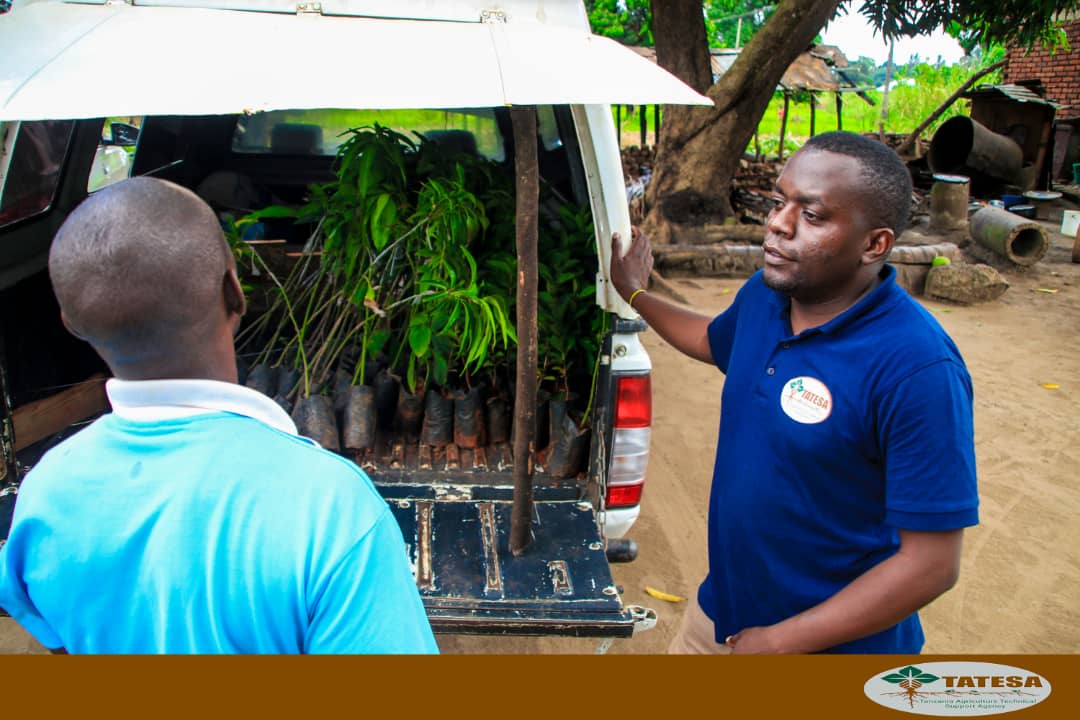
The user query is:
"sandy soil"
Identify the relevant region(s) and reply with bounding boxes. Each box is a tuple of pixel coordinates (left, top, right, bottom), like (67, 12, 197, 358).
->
(3, 217, 1079, 655)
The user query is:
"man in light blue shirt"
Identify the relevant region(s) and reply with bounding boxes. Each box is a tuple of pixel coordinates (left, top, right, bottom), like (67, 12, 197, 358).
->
(0, 177, 438, 654)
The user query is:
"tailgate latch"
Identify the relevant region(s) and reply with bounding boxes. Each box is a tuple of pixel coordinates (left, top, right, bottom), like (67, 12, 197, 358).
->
(594, 605, 657, 654)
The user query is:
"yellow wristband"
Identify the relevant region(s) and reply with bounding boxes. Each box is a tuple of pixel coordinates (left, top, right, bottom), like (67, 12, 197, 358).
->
(628, 288, 646, 309)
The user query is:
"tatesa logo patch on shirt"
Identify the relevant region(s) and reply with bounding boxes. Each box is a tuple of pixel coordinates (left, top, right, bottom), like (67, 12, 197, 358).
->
(781, 376, 832, 424)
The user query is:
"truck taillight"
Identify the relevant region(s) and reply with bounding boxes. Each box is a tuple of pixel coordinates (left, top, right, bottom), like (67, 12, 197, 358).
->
(614, 374, 651, 427)
(607, 374, 651, 509)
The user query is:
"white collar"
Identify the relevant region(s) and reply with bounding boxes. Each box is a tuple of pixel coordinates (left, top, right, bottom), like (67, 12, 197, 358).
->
(105, 378, 298, 436)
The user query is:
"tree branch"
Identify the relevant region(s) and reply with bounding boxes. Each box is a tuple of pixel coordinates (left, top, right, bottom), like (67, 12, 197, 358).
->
(896, 60, 1005, 156)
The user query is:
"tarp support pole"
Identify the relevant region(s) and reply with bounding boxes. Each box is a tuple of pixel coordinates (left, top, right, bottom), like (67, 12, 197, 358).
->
(509, 106, 539, 557)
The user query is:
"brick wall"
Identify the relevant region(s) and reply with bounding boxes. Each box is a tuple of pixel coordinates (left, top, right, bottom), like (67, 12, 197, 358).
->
(1004, 19, 1080, 119)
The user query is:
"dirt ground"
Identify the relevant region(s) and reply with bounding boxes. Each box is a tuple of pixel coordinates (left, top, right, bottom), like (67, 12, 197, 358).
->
(2, 214, 1079, 655)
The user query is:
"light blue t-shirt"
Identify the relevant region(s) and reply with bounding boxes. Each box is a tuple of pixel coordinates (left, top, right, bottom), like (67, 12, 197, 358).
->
(0, 411, 438, 654)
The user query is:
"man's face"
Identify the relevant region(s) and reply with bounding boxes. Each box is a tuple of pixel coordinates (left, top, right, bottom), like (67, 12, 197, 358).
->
(762, 148, 874, 304)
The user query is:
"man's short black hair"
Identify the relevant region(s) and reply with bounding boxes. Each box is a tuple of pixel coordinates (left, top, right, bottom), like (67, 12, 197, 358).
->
(801, 131, 913, 236)
(49, 177, 229, 356)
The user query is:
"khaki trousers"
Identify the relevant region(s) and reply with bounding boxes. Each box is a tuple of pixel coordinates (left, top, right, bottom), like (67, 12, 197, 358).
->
(667, 597, 732, 654)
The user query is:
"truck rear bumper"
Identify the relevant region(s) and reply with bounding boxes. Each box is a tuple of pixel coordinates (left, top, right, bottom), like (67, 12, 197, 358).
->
(599, 505, 640, 539)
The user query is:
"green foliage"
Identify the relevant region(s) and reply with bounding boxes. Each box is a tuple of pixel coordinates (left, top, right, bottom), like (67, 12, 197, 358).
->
(751, 132, 802, 159)
(395, 169, 514, 394)
(586, 0, 653, 45)
(748, 53, 1004, 155)
(591, 2, 1075, 59)
(839, 55, 882, 87)
(235, 120, 604, 407)
(856, 0, 1079, 52)
(537, 203, 603, 398)
(705, 1, 776, 48)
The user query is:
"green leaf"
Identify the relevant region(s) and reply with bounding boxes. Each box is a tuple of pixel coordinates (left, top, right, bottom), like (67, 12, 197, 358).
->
(882, 674, 909, 684)
(356, 150, 376, 196)
(433, 353, 448, 386)
(409, 321, 432, 357)
(248, 204, 299, 221)
(406, 356, 418, 396)
(368, 329, 391, 356)
(915, 673, 940, 684)
(370, 193, 392, 251)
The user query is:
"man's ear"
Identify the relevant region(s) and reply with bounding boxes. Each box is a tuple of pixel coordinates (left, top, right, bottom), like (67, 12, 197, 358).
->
(862, 227, 894, 266)
(223, 267, 246, 322)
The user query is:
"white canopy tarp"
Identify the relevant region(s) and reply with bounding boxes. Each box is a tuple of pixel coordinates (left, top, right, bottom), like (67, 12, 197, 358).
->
(0, 1, 713, 120)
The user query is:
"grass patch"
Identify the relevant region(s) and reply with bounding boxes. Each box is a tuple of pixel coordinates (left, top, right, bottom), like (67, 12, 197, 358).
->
(611, 59, 1003, 156)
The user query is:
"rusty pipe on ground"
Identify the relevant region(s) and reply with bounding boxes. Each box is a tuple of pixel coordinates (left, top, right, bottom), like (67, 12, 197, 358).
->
(969, 206, 1049, 267)
(929, 116, 1024, 184)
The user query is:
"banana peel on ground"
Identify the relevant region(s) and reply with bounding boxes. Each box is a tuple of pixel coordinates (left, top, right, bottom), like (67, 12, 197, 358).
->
(645, 586, 686, 603)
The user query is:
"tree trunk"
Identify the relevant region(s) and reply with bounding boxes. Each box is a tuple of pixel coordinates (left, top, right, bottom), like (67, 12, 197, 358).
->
(645, 0, 841, 243)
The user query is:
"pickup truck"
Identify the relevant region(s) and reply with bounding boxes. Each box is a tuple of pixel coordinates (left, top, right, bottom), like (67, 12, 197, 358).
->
(0, 0, 710, 639)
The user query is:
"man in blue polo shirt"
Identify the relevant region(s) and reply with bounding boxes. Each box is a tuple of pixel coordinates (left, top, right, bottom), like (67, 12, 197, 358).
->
(610, 131, 978, 654)
(0, 177, 438, 654)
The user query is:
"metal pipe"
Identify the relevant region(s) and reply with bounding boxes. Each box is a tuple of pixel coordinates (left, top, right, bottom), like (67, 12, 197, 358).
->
(969, 206, 1049, 266)
(929, 116, 1024, 184)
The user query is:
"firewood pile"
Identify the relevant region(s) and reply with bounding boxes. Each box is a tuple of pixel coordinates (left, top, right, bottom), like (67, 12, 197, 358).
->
(621, 145, 654, 182)
(732, 157, 783, 225)
(618, 145, 931, 228)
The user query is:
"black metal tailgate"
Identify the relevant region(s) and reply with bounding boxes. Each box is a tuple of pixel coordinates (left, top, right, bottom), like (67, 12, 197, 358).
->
(382, 488, 636, 637)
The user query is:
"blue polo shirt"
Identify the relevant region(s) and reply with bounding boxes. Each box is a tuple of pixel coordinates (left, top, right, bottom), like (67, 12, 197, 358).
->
(699, 266, 978, 653)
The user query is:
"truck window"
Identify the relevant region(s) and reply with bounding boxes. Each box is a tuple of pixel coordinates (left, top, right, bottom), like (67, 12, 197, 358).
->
(0, 120, 74, 229)
(537, 105, 564, 151)
(87, 118, 142, 193)
(232, 108, 506, 162)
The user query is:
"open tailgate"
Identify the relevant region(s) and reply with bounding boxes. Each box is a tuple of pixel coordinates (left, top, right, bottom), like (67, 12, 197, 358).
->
(380, 482, 639, 637)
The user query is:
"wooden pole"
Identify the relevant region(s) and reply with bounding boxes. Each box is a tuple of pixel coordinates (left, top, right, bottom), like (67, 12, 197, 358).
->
(616, 104, 622, 147)
(809, 93, 816, 137)
(639, 104, 647, 147)
(835, 92, 843, 131)
(509, 106, 539, 557)
(778, 91, 790, 161)
(879, 38, 895, 141)
(654, 104, 661, 145)
(896, 60, 1006, 157)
